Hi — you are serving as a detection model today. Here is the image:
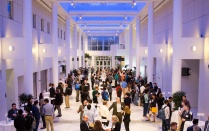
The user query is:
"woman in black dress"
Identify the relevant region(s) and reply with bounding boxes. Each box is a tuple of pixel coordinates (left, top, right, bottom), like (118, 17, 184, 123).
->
(111, 115, 121, 131)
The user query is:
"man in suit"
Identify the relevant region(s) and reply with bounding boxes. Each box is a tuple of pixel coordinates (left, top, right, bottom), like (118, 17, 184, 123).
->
(109, 97, 125, 123)
(49, 83, 56, 105)
(31, 100, 40, 131)
(187, 119, 202, 131)
(14, 109, 26, 131)
(180, 105, 193, 131)
(80, 115, 91, 131)
(204, 115, 209, 131)
(7, 103, 18, 120)
(54, 89, 63, 117)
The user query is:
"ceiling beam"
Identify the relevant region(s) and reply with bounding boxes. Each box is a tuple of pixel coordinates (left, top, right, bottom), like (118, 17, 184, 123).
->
(81, 27, 125, 30)
(68, 11, 137, 16)
(76, 20, 130, 24)
(58, 0, 149, 3)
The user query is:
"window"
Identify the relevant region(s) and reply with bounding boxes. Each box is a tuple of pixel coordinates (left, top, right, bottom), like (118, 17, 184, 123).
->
(47, 22, 50, 34)
(61, 30, 62, 39)
(8, 0, 14, 19)
(41, 19, 44, 31)
(88, 36, 119, 51)
(33, 14, 36, 28)
(58, 28, 59, 37)
(64, 31, 65, 40)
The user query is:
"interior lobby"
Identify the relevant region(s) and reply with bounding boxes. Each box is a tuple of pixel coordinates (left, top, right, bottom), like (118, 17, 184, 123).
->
(0, 0, 209, 131)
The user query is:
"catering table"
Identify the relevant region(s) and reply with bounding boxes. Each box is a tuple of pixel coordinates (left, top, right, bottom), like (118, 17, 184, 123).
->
(171, 110, 181, 131)
(183, 120, 205, 131)
(0, 121, 15, 131)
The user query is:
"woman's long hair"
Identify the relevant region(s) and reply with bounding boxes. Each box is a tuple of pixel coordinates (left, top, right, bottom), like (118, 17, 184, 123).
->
(92, 120, 104, 131)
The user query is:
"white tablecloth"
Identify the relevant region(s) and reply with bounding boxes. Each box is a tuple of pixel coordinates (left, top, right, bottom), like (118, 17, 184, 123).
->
(183, 121, 205, 131)
(0, 121, 15, 131)
(171, 110, 181, 131)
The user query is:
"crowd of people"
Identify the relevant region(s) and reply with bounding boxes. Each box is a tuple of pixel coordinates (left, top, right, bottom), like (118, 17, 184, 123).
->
(7, 67, 209, 131)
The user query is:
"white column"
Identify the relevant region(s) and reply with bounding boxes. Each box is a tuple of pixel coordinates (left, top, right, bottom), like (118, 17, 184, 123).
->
(52, 2, 58, 85)
(172, 0, 182, 93)
(73, 24, 78, 69)
(135, 16, 141, 78)
(82, 34, 86, 67)
(78, 31, 82, 67)
(147, 1, 154, 83)
(23, 0, 33, 94)
(129, 24, 133, 69)
(112, 56, 115, 69)
(65, 16, 71, 74)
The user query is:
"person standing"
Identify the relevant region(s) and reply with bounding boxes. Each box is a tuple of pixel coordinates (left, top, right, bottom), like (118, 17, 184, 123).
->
(162, 100, 170, 131)
(14, 109, 26, 131)
(91, 74, 95, 90)
(123, 106, 131, 131)
(143, 90, 149, 117)
(121, 79, 127, 98)
(7, 103, 18, 120)
(102, 87, 109, 101)
(42, 98, 55, 131)
(180, 105, 193, 131)
(83, 105, 95, 124)
(204, 115, 209, 131)
(54, 89, 63, 117)
(111, 115, 121, 131)
(116, 84, 122, 99)
(147, 94, 157, 122)
(39, 93, 46, 129)
(100, 101, 110, 126)
(124, 93, 132, 109)
(49, 84, 56, 105)
(66, 75, 73, 89)
(109, 97, 125, 123)
(107, 81, 113, 101)
(157, 93, 165, 111)
(64, 86, 71, 108)
(92, 86, 100, 104)
(187, 119, 202, 131)
(80, 115, 91, 131)
(31, 100, 40, 131)
(78, 100, 88, 123)
(24, 107, 33, 131)
(75, 81, 81, 102)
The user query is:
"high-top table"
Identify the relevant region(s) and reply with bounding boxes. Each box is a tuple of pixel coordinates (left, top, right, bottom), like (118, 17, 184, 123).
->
(0, 120, 15, 131)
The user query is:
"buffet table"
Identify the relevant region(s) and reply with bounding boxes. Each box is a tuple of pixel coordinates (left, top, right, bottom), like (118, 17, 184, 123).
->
(0, 121, 15, 131)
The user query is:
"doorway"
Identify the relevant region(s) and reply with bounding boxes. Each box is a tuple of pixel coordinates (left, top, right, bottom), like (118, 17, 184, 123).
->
(40, 70, 47, 92)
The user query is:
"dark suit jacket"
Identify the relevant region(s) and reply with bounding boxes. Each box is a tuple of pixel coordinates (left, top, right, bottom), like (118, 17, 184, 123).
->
(49, 87, 56, 98)
(55, 93, 63, 105)
(181, 110, 193, 121)
(111, 122, 121, 131)
(109, 102, 125, 115)
(187, 125, 202, 131)
(80, 120, 91, 131)
(7, 108, 18, 120)
(31, 104, 40, 120)
(204, 120, 209, 131)
(14, 115, 26, 131)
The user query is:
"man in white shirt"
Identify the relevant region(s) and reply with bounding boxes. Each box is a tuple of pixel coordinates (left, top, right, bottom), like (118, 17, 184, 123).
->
(162, 100, 170, 131)
(99, 101, 110, 126)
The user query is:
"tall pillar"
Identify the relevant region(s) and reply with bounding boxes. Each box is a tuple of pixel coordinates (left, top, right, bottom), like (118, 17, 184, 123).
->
(147, 1, 154, 83)
(52, 2, 58, 85)
(82, 34, 86, 67)
(65, 16, 71, 74)
(135, 16, 141, 78)
(129, 24, 133, 69)
(23, 0, 33, 94)
(112, 56, 115, 69)
(172, 0, 182, 93)
(73, 24, 78, 69)
(78, 31, 82, 68)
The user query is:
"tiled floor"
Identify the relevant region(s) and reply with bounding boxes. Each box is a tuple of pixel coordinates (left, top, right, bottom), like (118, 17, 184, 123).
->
(38, 85, 162, 131)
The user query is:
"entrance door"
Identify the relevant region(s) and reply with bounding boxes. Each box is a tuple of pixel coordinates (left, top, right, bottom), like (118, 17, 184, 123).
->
(40, 70, 47, 92)
(33, 73, 38, 99)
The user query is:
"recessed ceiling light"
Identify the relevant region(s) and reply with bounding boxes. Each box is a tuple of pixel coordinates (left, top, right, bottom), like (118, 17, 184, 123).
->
(79, 15, 82, 19)
(133, 1, 136, 6)
(124, 16, 128, 20)
(71, 2, 74, 6)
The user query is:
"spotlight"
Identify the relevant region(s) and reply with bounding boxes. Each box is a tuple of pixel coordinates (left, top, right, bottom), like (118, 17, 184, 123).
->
(79, 15, 82, 19)
(144, 50, 147, 54)
(9, 45, 15, 51)
(133, 1, 136, 6)
(159, 49, 163, 53)
(124, 16, 128, 20)
(71, 2, 74, 6)
(59, 50, 62, 54)
(43, 49, 46, 53)
(192, 46, 197, 52)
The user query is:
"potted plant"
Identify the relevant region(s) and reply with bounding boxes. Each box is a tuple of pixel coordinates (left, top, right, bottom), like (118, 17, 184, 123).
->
(172, 91, 186, 110)
(19, 93, 33, 107)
